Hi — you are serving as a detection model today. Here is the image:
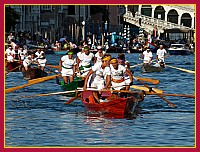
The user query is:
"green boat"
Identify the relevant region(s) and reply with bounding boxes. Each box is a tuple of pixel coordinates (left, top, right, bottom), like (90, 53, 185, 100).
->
(57, 76, 84, 97)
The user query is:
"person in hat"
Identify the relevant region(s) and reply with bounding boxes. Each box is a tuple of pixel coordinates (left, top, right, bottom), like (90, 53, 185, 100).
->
(35, 49, 47, 71)
(76, 46, 94, 77)
(140, 47, 153, 65)
(94, 45, 105, 64)
(83, 54, 111, 103)
(59, 50, 76, 84)
(5, 46, 15, 62)
(110, 58, 133, 92)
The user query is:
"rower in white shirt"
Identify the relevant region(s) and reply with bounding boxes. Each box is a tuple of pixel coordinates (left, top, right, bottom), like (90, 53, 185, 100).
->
(59, 51, 76, 84)
(83, 54, 111, 103)
(94, 45, 105, 64)
(77, 46, 94, 77)
(35, 49, 47, 71)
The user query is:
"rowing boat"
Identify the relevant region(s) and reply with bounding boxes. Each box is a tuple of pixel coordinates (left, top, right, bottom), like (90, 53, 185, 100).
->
(57, 76, 84, 96)
(141, 63, 164, 73)
(21, 67, 48, 79)
(6, 60, 22, 72)
(81, 90, 144, 118)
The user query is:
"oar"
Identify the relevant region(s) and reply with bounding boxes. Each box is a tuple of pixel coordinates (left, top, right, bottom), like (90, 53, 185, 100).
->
(77, 88, 146, 94)
(28, 74, 61, 84)
(46, 64, 60, 68)
(134, 76, 159, 84)
(133, 76, 176, 107)
(5, 74, 61, 93)
(44, 66, 61, 75)
(20, 90, 77, 98)
(7, 64, 22, 72)
(130, 85, 163, 94)
(147, 93, 195, 98)
(130, 59, 157, 68)
(65, 93, 82, 104)
(165, 65, 195, 74)
(130, 63, 143, 68)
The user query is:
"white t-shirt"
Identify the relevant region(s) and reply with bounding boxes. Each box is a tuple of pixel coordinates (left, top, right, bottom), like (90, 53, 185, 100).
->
(6, 48, 15, 56)
(23, 55, 33, 66)
(110, 64, 126, 80)
(156, 48, 167, 61)
(6, 48, 15, 61)
(92, 63, 111, 81)
(143, 50, 153, 63)
(35, 51, 45, 59)
(95, 51, 105, 63)
(18, 49, 28, 60)
(61, 55, 76, 69)
(79, 52, 94, 67)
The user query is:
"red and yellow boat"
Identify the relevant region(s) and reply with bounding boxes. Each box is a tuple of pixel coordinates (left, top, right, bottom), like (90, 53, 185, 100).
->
(81, 90, 144, 118)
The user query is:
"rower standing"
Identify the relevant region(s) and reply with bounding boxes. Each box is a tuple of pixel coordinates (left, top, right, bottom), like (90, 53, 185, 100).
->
(117, 53, 132, 91)
(22, 53, 35, 78)
(18, 47, 28, 61)
(140, 48, 153, 65)
(76, 46, 94, 77)
(110, 58, 133, 92)
(35, 49, 47, 71)
(94, 45, 105, 64)
(83, 55, 111, 103)
(156, 45, 168, 67)
(5, 46, 15, 62)
(59, 50, 76, 84)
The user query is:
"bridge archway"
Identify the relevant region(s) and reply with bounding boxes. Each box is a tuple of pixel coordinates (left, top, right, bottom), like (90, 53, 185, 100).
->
(181, 13, 192, 28)
(141, 5, 152, 17)
(167, 9, 178, 24)
(154, 6, 165, 20)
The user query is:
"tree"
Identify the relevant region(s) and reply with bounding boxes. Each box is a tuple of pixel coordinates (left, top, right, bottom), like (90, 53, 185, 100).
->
(5, 6, 20, 32)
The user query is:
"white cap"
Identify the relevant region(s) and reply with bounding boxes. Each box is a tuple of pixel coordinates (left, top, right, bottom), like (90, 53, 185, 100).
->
(97, 46, 102, 50)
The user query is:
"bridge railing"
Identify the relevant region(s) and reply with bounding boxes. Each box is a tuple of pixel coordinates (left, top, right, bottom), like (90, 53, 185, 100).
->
(124, 11, 193, 31)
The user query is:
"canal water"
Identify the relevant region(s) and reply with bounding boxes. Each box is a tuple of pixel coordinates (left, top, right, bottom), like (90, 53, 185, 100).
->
(5, 52, 195, 147)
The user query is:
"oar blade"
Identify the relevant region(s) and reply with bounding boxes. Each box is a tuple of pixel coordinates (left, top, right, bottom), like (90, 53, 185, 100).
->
(134, 77, 159, 84)
(130, 85, 163, 94)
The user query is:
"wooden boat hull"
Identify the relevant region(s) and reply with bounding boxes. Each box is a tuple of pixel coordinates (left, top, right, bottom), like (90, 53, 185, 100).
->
(141, 64, 163, 73)
(6, 61, 22, 72)
(59, 77, 84, 97)
(21, 67, 48, 79)
(81, 90, 144, 118)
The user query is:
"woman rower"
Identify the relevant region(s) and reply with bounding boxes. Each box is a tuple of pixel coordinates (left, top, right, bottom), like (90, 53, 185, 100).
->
(110, 58, 133, 93)
(22, 53, 35, 79)
(35, 48, 47, 71)
(83, 54, 111, 103)
(76, 46, 94, 77)
(140, 47, 153, 65)
(59, 50, 76, 84)
(117, 53, 132, 91)
(94, 45, 105, 64)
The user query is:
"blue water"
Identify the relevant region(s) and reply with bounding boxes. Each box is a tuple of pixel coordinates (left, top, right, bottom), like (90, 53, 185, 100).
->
(5, 53, 195, 147)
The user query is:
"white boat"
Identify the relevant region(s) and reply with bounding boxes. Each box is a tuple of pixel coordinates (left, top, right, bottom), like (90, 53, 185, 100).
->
(167, 44, 192, 55)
